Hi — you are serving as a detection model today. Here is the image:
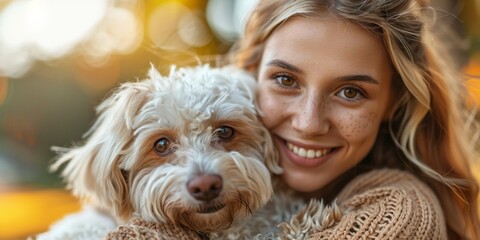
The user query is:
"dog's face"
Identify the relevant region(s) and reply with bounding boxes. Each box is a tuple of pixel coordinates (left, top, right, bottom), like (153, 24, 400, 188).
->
(52, 65, 282, 232)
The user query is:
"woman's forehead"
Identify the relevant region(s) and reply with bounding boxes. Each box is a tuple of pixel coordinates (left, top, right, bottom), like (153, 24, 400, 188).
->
(262, 16, 392, 80)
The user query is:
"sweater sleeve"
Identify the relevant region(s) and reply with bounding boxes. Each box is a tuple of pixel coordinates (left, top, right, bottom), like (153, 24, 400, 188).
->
(307, 169, 447, 240)
(103, 218, 203, 240)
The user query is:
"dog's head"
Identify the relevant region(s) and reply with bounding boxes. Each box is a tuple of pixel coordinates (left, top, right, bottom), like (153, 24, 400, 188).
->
(51, 65, 282, 232)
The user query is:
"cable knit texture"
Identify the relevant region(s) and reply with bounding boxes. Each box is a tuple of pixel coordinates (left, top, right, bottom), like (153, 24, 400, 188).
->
(104, 169, 447, 239)
(104, 218, 203, 240)
(307, 169, 447, 239)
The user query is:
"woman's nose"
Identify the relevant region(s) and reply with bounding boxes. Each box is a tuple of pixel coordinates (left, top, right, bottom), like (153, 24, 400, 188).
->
(291, 94, 329, 137)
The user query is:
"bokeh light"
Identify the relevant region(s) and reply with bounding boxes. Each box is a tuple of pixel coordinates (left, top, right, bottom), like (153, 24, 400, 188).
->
(0, 189, 80, 239)
(0, 0, 110, 77)
(0, 0, 145, 77)
(147, 1, 192, 50)
(206, 0, 258, 42)
(178, 10, 212, 47)
(81, 6, 143, 67)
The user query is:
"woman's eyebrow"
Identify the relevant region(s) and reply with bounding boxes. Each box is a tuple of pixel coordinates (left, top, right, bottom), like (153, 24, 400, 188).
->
(335, 75, 380, 84)
(266, 59, 304, 74)
(266, 59, 379, 84)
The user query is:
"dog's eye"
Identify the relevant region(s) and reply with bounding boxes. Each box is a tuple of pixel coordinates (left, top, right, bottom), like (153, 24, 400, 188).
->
(216, 126, 235, 141)
(154, 138, 172, 155)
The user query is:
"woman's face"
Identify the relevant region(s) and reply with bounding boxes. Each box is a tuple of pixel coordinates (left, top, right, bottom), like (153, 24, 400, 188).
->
(257, 16, 393, 192)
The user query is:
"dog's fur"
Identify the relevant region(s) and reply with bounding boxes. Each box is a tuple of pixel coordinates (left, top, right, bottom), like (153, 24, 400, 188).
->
(37, 65, 287, 239)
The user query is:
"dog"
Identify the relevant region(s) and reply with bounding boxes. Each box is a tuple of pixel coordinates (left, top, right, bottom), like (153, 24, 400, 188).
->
(35, 65, 286, 239)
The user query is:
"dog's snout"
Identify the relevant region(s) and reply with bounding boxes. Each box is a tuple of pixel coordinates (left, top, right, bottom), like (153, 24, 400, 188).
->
(187, 174, 223, 202)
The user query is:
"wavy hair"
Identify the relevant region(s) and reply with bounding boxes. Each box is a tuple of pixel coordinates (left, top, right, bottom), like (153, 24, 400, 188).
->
(231, 0, 480, 238)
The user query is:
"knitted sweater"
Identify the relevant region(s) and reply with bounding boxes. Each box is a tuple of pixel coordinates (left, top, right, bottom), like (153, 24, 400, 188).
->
(104, 218, 204, 240)
(299, 168, 447, 239)
(105, 169, 447, 239)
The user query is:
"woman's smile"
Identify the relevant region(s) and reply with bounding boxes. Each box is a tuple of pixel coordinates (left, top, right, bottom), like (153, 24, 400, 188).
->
(287, 142, 333, 159)
(276, 136, 337, 168)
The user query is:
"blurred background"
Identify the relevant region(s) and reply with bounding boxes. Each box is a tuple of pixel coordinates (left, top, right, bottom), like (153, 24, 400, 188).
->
(0, 0, 479, 239)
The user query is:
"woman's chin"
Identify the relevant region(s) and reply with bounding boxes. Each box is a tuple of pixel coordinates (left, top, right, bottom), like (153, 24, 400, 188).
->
(280, 168, 330, 193)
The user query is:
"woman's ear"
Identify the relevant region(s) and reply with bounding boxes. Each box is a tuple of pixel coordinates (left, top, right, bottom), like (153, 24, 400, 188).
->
(51, 79, 152, 221)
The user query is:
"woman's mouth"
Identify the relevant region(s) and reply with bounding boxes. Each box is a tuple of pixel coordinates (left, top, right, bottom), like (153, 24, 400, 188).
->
(287, 142, 334, 158)
(280, 139, 337, 167)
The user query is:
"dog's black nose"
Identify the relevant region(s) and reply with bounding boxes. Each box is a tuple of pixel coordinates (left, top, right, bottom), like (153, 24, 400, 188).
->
(187, 174, 223, 202)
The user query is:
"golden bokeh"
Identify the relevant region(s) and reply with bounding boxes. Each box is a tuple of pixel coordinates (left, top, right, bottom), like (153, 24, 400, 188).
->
(466, 55, 480, 107)
(0, 189, 80, 240)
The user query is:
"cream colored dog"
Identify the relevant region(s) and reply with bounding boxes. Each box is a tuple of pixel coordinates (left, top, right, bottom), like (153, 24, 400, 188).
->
(36, 65, 341, 240)
(36, 65, 288, 239)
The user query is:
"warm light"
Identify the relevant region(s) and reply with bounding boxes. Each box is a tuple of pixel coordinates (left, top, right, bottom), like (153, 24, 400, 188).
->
(0, 77, 7, 105)
(465, 58, 480, 107)
(0, 0, 143, 77)
(0, 0, 109, 77)
(147, 1, 190, 50)
(0, 189, 80, 239)
(0, 0, 108, 55)
(0, 1, 35, 77)
(178, 11, 212, 47)
(82, 7, 143, 67)
(73, 59, 121, 91)
(206, 0, 258, 43)
(32, 0, 109, 59)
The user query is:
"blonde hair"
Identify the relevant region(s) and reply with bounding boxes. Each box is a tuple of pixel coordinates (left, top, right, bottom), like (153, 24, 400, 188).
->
(232, 0, 480, 238)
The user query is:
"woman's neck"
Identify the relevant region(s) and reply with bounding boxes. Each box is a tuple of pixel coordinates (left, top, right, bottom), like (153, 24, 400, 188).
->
(278, 162, 381, 203)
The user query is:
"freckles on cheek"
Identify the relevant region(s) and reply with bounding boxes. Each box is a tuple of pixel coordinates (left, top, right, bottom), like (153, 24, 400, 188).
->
(335, 111, 379, 139)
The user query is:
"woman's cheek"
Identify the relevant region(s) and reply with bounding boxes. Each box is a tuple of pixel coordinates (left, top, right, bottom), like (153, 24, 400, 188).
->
(257, 90, 285, 129)
(334, 109, 380, 141)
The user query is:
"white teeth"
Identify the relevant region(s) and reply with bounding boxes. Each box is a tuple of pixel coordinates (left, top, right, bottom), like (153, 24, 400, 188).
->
(287, 142, 331, 159)
(307, 149, 315, 158)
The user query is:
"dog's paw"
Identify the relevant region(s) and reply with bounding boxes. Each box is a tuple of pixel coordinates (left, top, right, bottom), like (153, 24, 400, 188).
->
(278, 199, 342, 240)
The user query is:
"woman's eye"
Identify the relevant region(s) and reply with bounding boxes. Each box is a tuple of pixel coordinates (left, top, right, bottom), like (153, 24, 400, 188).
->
(337, 87, 365, 101)
(154, 137, 172, 155)
(343, 88, 359, 98)
(273, 73, 298, 88)
(215, 126, 235, 141)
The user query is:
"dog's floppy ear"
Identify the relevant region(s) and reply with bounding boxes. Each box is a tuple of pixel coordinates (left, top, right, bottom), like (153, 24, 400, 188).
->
(51, 78, 152, 221)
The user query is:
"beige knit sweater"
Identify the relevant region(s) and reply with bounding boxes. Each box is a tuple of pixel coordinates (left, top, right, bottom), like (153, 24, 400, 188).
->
(306, 168, 447, 239)
(105, 169, 447, 239)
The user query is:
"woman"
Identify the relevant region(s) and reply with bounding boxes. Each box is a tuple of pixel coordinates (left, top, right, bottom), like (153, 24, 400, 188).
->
(233, 0, 480, 238)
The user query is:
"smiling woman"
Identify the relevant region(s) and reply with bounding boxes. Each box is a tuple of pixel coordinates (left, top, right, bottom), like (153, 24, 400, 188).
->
(232, 0, 480, 238)
(257, 16, 393, 192)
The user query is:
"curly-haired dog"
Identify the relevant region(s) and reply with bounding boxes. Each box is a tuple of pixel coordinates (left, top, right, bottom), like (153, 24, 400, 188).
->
(35, 65, 285, 239)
